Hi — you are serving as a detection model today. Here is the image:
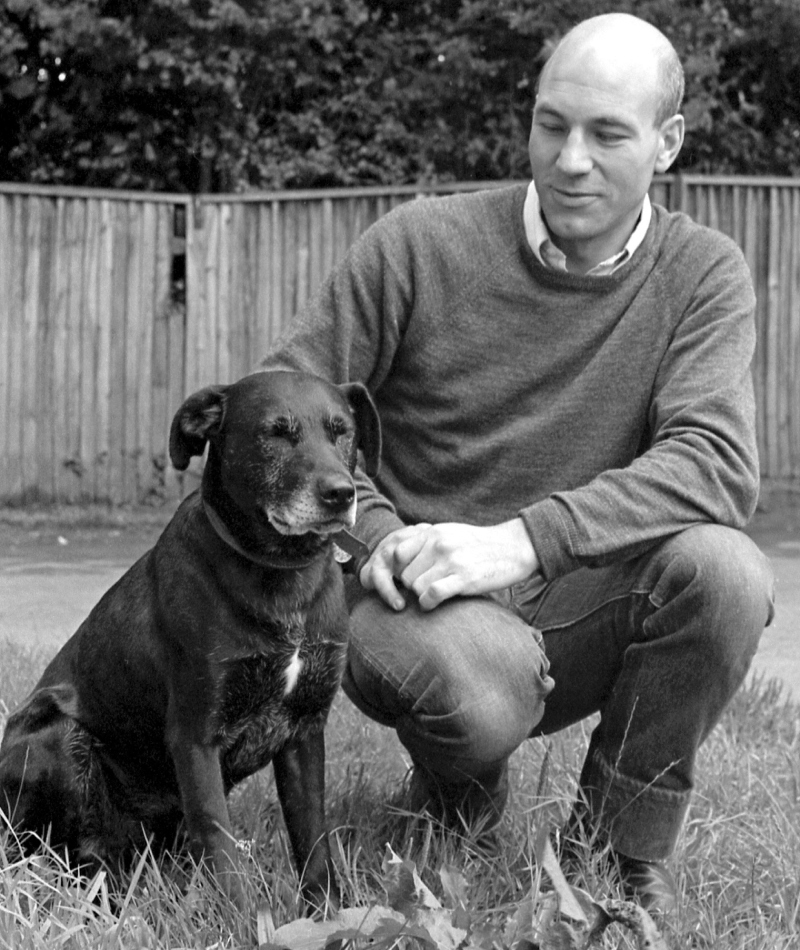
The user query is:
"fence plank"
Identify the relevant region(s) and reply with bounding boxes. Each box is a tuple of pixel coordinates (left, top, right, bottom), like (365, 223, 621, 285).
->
(51, 199, 70, 502)
(62, 200, 83, 502)
(202, 204, 220, 387)
(269, 201, 284, 350)
(152, 203, 175, 498)
(180, 200, 210, 493)
(21, 197, 41, 501)
(10, 194, 25, 500)
(122, 201, 143, 502)
(0, 197, 11, 498)
(107, 201, 128, 503)
(80, 200, 102, 501)
(765, 189, 781, 477)
(93, 200, 113, 502)
(792, 189, 800, 479)
(36, 197, 57, 501)
(135, 201, 156, 499)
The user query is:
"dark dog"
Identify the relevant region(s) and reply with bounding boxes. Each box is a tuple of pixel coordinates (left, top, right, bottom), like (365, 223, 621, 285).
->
(0, 370, 381, 910)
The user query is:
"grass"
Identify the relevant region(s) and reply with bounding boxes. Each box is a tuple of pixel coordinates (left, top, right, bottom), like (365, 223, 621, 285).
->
(1, 636, 799, 950)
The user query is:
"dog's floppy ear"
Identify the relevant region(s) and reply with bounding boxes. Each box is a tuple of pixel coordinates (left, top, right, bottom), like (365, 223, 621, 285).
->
(339, 382, 381, 478)
(10, 685, 79, 734)
(169, 385, 228, 471)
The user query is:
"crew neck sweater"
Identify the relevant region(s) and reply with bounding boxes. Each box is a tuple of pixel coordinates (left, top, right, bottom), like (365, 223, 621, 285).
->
(262, 183, 758, 582)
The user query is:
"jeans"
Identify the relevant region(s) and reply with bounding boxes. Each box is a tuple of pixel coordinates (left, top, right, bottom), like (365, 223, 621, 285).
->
(342, 524, 775, 861)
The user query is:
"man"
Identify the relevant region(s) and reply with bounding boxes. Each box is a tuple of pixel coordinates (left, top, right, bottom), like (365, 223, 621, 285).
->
(261, 13, 775, 915)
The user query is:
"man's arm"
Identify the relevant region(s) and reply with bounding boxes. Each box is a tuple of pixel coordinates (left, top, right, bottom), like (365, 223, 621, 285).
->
(521, 233, 759, 582)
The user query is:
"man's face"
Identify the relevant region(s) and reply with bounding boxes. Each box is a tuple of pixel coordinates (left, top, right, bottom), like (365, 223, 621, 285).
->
(529, 44, 681, 273)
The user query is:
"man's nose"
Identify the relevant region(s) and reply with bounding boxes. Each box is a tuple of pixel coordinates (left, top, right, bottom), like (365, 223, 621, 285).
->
(556, 129, 592, 174)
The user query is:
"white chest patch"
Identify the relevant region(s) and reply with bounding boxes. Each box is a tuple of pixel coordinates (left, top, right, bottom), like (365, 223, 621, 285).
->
(283, 649, 304, 696)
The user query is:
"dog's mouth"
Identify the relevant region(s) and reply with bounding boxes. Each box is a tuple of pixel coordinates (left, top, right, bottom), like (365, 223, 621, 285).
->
(267, 508, 356, 538)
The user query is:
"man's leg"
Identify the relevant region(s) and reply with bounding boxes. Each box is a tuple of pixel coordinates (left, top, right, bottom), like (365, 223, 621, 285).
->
(342, 585, 554, 824)
(524, 524, 774, 865)
(343, 523, 774, 876)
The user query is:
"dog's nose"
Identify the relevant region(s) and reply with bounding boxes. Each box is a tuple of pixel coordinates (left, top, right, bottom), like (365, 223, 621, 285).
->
(318, 477, 355, 511)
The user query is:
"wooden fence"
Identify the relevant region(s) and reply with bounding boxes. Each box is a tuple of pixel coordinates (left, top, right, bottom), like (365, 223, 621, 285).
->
(1, 175, 799, 505)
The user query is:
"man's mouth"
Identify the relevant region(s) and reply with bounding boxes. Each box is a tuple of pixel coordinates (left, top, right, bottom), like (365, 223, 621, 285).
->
(550, 187, 598, 206)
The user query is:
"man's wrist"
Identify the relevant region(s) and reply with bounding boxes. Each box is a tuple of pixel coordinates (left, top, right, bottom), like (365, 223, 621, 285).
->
(505, 517, 540, 579)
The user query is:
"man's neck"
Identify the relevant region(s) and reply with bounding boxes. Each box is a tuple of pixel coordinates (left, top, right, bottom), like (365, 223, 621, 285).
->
(524, 183, 652, 276)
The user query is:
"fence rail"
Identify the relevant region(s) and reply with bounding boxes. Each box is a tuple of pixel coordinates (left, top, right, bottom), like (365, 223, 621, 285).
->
(1, 175, 799, 505)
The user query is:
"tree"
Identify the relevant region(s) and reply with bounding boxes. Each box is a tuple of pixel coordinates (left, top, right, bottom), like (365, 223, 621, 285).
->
(709, 0, 800, 173)
(1, 0, 798, 191)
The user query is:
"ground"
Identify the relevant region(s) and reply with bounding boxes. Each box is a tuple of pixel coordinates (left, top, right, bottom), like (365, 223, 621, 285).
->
(1, 487, 799, 699)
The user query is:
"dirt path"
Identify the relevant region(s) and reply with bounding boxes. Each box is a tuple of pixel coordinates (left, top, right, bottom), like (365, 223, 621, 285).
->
(2, 499, 799, 699)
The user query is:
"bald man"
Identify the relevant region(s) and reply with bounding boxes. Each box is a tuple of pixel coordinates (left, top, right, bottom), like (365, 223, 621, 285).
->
(261, 13, 775, 915)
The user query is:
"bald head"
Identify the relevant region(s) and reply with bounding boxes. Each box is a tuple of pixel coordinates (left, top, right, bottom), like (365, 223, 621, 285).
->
(539, 14, 684, 127)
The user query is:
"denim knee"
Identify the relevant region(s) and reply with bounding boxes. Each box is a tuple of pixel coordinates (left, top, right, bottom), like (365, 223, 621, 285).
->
(344, 592, 552, 781)
(643, 524, 775, 680)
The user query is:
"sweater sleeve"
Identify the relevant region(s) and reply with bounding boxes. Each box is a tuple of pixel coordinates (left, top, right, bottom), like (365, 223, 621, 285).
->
(520, 233, 759, 580)
(260, 210, 413, 550)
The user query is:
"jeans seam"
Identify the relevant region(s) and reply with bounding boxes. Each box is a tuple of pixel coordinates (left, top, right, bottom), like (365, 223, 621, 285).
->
(534, 587, 652, 634)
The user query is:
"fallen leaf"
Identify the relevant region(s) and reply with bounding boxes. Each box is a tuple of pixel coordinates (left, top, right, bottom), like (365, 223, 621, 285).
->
(439, 866, 469, 909)
(532, 826, 589, 927)
(416, 907, 469, 950)
(588, 899, 669, 950)
(503, 884, 540, 948)
(262, 905, 405, 950)
(383, 844, 442, 913)
(438, 866, 471, 931)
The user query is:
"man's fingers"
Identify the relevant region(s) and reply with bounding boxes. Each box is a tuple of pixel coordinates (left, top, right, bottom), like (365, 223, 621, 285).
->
(416, 574, 465, 611)
(358, 523, 436, 611)
(373, 571, 407, 611)
(357, 520, 537, 612)
(391, 531, 432, 575)
(360, 549, 406, 611)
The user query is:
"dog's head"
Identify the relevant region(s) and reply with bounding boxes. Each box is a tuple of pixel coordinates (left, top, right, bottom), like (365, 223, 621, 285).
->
(169, 371, 381, 553)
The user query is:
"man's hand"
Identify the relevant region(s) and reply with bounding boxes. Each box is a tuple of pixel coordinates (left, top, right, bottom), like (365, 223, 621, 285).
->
(359, 519, 540, 611)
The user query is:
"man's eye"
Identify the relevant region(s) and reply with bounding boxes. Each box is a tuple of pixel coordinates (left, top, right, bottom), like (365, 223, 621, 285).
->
(537, 120, 564, 134)
(596, 130, 627, 144)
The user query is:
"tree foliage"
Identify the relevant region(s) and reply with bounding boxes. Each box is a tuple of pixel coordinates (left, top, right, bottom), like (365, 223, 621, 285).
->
(1, 0, 798, 192)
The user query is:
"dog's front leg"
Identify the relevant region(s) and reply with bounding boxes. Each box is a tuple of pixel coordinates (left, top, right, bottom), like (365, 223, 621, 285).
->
(272, 730, 339, 914)
(168, 737, 245, 908)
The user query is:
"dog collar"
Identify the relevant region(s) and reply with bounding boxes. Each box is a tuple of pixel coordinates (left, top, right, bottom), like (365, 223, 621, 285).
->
(202, 500, 320, 570)
(330, 528, 370, 572)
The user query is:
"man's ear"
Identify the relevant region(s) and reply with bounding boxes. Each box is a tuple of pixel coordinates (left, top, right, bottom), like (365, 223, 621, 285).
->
(655, 113, 684, 174)
(339, 382, 382, 478)
(169, 385, 228, 471)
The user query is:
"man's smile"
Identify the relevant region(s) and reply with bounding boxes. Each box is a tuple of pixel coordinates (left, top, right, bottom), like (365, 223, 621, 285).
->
(548, 187, 600, 207)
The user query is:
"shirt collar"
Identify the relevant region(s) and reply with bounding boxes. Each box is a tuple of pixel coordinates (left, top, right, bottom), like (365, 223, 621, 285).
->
(523, 181, 651, 276)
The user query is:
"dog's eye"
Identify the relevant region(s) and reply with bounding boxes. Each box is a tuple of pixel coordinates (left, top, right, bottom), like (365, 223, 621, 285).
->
(327, 416, 351, 441)
(271, 417, 300, 445)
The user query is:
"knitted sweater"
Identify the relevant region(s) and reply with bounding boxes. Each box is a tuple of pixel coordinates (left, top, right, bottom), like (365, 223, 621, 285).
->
(262, 183, 759, 582)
